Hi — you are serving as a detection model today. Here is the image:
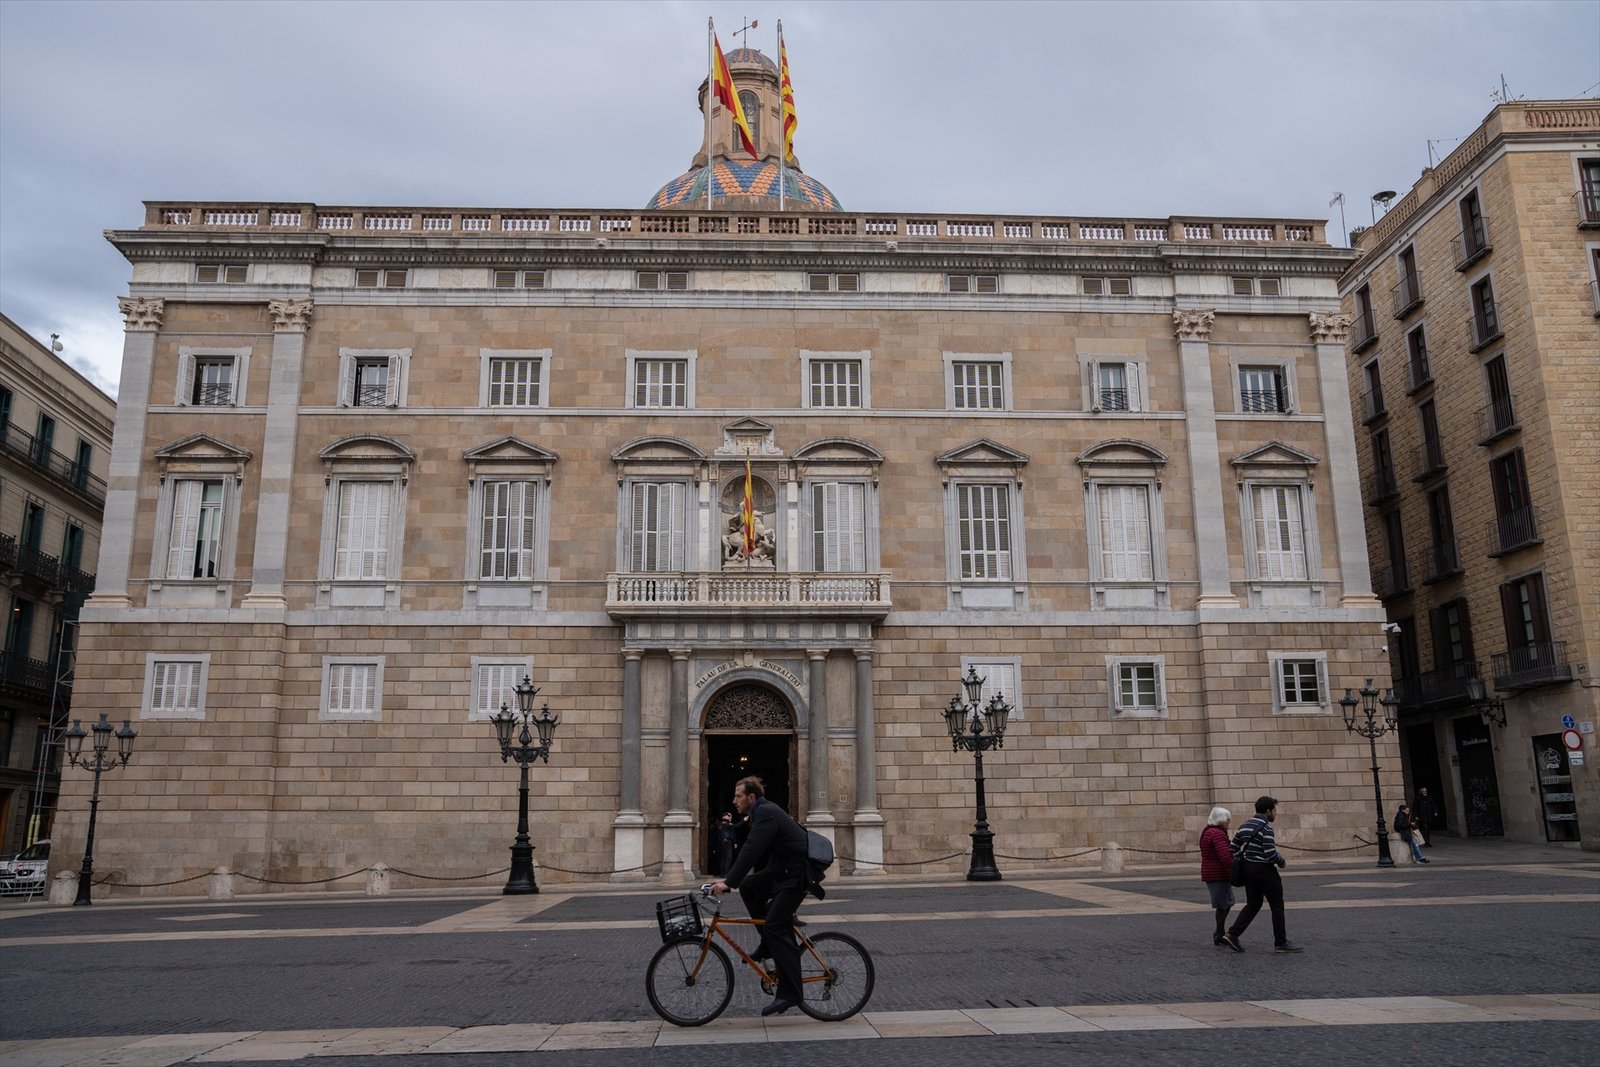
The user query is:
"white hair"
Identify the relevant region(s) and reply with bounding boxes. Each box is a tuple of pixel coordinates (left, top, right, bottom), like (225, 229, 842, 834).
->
(1207, 806, 1232, 827)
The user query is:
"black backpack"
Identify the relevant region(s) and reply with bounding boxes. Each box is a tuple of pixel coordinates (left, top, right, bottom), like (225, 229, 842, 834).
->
(806, 830, 834, 899)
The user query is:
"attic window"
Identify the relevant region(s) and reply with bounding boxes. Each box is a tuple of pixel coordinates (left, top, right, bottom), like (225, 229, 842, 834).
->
(195, 264, 247, 284)
(1083, 277, 1132, 296)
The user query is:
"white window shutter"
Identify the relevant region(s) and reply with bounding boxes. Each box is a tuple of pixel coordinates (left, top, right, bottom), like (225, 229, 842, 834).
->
(1155, 660, 1167, 710)
(385, 356, 400, 405)
(1127, 363, 1143, 412)
(167, 480, 202, 579)
(1314, 658, 1329, 704)
(630, 484, 649, 571)
(1088, 360, 1101, 410)
(665, 481, 685, 570)
(339, 357, 356, 407)
(178, 352, 195, 405)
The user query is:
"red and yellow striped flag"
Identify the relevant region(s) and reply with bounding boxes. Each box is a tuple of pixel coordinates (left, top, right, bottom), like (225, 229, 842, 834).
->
(741, 457, 757, 557)
(712, 34, 759, 160)
(779, 32, 798, 164)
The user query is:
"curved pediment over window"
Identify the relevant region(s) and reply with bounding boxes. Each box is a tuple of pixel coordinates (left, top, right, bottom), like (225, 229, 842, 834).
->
(1077, 439, 1169, 484)
(153, 433, 253, 482)
(1231, 441, 1320, 483)
(319, 433, 415, 484)
(610, 435, 707, 463)
(935, 438, 1030, 482)
(795, 436, 884, 484)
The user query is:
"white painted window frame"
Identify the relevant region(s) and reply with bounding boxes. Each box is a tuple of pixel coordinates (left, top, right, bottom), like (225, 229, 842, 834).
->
(319, 656, 385, 721)
(1268, 651, 1331, 714)
(1081, 356, 1147, 413)
(470, 656, 536, 721)
(1239, 480, 1319, 583)
(960, 655, 1025, 720)
(626, 350, 696, 409)
(800, 351, 871, 410)
(1107, 656, 1167, 718)
(943, 352, 1013, 411)
(337, 348, 410, 408)
(1229, 353, 1298, 415)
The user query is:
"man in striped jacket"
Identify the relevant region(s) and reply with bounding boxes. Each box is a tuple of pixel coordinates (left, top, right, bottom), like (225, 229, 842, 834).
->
(1221, 796, 1303, 954)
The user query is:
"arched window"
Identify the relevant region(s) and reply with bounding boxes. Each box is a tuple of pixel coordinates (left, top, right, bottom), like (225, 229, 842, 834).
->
(735, 90, 761, 155)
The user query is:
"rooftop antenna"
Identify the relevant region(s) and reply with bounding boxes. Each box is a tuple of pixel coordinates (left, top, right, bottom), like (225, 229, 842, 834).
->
(732, 17, 758, 48)
(49, 333, 63, 354)
(1329, 192, 1347, 247)
(1490, 74, 1521, 105)
(1370, 190, 1397, 224)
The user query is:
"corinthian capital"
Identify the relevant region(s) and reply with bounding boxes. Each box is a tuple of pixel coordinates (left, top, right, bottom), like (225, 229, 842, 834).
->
(1172, 307, 1215, 341)
(267, 298, 314, 332)
(1308, 311, 1354, 345)
(117, 297, 165, 332)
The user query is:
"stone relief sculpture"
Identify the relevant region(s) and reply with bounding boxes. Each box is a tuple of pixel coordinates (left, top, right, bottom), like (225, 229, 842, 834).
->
(267, 298, 314, 332)
(722, 514, 777, 564)
(1172, 307, 1216, 341)
(1308, 311, 1354, 345)
(117, 296, 165, 331)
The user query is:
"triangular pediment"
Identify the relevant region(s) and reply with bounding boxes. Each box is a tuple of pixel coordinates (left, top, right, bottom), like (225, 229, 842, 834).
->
(1231, 441, 1320, 471)
(935, 438, 1031, 468)
(793, 437, 885, 463)
(611, 435, 706, 463)
(715, 417, 781, 457)
(153, 433, 253, 464)
(319, 433, 416, 463)
(463, 436, 560, 464)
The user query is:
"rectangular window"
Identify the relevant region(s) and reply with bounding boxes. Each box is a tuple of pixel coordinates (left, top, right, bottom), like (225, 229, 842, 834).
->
(190, 358, 236, 405)
(1239, 366, 1287, 413)
(1393, 246, 1422, 315)
(352, 359, 392, 407)
(1353, 285, 1377, 349)
(1278, 658, 1324, 705)
(1459, 190, 1488, 261)
(19, 500, 43, 550)
(811, 482, 867, 572)
(1362, 360, 1385, 420)
(1484, 353, 1514, 435)
(1082, 277, 1132, 296)
(806, 273, 860, 292)
(1252, 485, 1308, 580)
(34, 413, 55, 462)
(1096, 484, 1153, 581)
(809, 360, 862, 409)
(1426, 486, 1459, 580)
(1500, 573, 1552, 654)
(629, 482, 686, 572)
(636, 271, 689, 290)
(1406, 326, 1431, 391)
(4, 597, 33, 656)
(1431, 599, 1475, 669)
(487, 357, 543, 407)
(1113, 660, 1164, 715)
(1095, 362, 1141, 412)
(962, 659, 1021, 718)
(166, 479, 225, 579)
(956, 483, 1012, 580)
(334, 481, 392, 579)
(1231, 276, 1281, 296)
(195, 264, 247, 284)
(473, 661, 529, 719)
(947, 274, 998, 294)
(1419, 400, 1444, 471)
(324, 660, 381, 718)
(61, 523, 84, 570)
(1581, 159, 1600, 223)
(1470, 277, 1500, 347)
(72, 441, 92, 490)
(355, 268, 408, 288)
(148, 659, 206, 718)
(633, 359, 688, 408)
(1489, 448, 1537, 552)
(952, 361, 1005, 410)
(479, 481, 538, 579)
(493, 269, 546, 289)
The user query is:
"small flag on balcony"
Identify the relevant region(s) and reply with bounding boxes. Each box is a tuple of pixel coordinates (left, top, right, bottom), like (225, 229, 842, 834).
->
(713, 32, 759, 159)
(741, 456, 757, 557)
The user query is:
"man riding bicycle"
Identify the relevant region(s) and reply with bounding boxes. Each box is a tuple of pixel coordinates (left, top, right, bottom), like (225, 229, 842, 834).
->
(707, 776, 809, 1017)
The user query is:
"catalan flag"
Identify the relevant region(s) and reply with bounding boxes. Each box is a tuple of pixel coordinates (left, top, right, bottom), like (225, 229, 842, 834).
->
(741, 456, 757, 557)
(779, 29, 798, 165)
(713, 32, 759, 160)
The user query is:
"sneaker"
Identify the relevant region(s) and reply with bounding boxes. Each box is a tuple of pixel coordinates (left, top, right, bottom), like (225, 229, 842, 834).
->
(1213, 936, 1227, 946)
(1274, 942, 1304, 953)
(1222, 932, 1244, 953)
(1420, 857, 1430, 864)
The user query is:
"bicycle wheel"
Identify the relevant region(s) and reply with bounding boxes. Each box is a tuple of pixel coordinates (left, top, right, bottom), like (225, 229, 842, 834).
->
(646, 936, 735, 1027)
(797, 931, 875, 1021)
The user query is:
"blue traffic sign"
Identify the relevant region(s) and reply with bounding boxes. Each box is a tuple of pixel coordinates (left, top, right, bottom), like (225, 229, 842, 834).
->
(1562, 715, 1577, 729)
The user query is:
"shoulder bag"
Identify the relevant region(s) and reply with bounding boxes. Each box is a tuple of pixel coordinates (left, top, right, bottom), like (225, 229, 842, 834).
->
(1229, 824, 1265, 887)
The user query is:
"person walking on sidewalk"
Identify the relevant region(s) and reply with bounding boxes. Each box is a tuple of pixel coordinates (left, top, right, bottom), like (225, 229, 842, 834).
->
(1394, 805, 1429, 863)
(707, 777, 810, 1017)
(1198, 806, 1235, 947)
(1222, 796, 1302, 954)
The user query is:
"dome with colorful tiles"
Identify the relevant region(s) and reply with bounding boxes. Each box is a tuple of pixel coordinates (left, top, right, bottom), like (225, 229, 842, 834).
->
(723, 47, 777, 73)
(648, 159, 841, 211)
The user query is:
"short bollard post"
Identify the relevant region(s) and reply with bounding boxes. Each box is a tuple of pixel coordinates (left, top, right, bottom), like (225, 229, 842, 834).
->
(208, 868, 235, 900)
(366, 864, 391, 895)
(1101, 843, 1124, 875)
(50, 871, 77, 906)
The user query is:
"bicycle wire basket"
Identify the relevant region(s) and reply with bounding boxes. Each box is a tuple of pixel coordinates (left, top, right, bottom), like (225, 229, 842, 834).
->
(654, 894, 703, 942)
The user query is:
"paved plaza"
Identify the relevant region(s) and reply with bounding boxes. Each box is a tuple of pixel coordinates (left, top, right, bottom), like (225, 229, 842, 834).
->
(2, 838, 1596, 1066)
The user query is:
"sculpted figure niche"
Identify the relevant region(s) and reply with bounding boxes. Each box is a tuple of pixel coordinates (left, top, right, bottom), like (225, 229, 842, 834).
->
(720, 474, 778, 567)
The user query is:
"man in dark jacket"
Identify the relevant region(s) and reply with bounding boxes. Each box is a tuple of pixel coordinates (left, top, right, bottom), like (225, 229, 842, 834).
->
(708, 776, 809, 1016)
(1222, 795, 1302, 954)
(1413, 787, 1439, 846)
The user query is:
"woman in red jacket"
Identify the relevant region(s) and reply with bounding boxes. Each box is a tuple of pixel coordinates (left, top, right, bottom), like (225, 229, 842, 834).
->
(1199, 806, 1235, 947)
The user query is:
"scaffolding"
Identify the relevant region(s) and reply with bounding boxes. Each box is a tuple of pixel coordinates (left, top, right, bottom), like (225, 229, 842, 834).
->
(23, 609, 78, 845)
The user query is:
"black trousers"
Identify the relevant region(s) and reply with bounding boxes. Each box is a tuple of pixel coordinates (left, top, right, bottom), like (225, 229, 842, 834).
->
(1229, 862, 1288, 945)
(740, 870, 806, 1002)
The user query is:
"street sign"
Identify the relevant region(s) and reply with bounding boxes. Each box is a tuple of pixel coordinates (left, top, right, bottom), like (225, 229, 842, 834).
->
(1561, 729, 1582, 751)
(1562, 715, 1576, 729)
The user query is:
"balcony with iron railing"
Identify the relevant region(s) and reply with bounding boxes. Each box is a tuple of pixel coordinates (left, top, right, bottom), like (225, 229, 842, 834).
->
(1349, 311, 1378, 353)
(1419, 539, 1463, 584)
(0, 424, 107, 507)
(1366, 464, 1399, 505)
(1360, 388, 1387, 424)
(1397, 660, 1481, 711)
(1391, 272, 1424, 319)
(191, 381, 234, 406)
(1487, 506, 1541, 556)
(1579, 184, 1600, 227)
(1095, 388, 1130, 412)
(1476, 395, 1518, 444)
(1411, 439, 1447, 481)
(606, 571, 892, 618)
(1407, 353, 1433, 394)
(1240, 388, 1288, 414)
(0, 649, 53, 698)
(1453, 217, 1492, 271)
(1372, 559, 1412, 601)
(0, 533, 97, 595)
(1492, 640, 1572, 691)
(1467, 307, 1503, 352)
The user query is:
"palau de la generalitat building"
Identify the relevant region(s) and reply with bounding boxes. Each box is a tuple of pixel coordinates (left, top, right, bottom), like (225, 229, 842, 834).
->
(1341, 99, 1600, 850)
(59, 46, 1397, 892)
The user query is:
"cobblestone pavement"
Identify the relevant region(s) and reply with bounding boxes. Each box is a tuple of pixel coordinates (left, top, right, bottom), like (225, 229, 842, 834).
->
(1, 840, 1596, 1065)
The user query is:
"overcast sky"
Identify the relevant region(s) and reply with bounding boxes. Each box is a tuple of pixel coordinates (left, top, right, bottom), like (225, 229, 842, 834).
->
(1, 0, 1595, 397)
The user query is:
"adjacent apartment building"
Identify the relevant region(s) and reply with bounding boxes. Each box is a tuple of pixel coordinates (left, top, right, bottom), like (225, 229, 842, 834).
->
(57, 47, 1393, 891)
(1341, 99, 1600, 849)
(0, 314, 114, 854)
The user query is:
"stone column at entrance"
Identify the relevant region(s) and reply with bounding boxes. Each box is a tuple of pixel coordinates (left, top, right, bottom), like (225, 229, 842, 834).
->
(852, 648, 885, 873)
(612, 648, 646, 881)
(806, 649, 836, 840)
(662, 648, 695, 876)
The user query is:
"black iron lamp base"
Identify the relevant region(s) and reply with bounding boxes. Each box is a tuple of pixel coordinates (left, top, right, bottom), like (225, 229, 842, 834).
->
(503, 845, 539, 895)
(966, 828, 1003, 882)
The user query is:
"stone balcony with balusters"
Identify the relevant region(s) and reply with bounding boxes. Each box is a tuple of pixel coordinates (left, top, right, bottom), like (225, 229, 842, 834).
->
(605, 571, 891, 619)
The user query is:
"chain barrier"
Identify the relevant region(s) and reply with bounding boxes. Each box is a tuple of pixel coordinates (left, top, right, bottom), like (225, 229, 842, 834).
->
(386, 866, 512, 882)
(538, 859, 666, 875)
(1282, 836, 1376, 853)
(93, 871, 211, 889)
(1116, 845, 1193, 855)
(833, 850, 968, 868)
(233, 868, 370, 886)
(992, 847, 1102, 861)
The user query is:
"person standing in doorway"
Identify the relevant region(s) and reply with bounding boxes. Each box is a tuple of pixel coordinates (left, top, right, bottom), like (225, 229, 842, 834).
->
(715, 813, 737, 876)
(1414, 787, 1439, 847)
(1222, 796, 1302, 954)
(1198, 806, 1235, 947)
(708, 777, 810, 1017)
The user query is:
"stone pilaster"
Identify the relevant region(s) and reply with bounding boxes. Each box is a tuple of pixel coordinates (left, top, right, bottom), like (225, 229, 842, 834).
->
(1310, 312, 1379, 606)
(806, 648, 835, 836)
(242, 299, 312, 609)
(611, 648, 647, 881)
(1174, 308, 1236, 609)
(851, 647, 884, 873)
(89, 298, 164, 607)
(662, 648, 695, 875)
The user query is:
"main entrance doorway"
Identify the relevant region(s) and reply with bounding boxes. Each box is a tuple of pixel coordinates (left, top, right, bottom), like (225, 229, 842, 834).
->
(701, 683, 795, 875)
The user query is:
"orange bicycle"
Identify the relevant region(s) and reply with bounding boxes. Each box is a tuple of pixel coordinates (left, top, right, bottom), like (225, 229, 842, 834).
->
(646, 885, 875, 1026)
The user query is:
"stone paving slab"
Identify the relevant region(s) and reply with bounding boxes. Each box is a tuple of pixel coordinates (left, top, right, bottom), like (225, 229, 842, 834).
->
(308, 1027, 457, 1058)
(191, 1029, 361, 1062)
(415, 1024, 559, 1054)
(961, 1006, 1102, 1033)
(72, 1032, 258, 1066)
(863, 1009, 990, 1039)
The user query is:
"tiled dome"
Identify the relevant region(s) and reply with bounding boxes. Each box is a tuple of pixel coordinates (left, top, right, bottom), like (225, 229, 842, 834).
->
(724, 47, 777, 72)
(647, 159, 841, 211)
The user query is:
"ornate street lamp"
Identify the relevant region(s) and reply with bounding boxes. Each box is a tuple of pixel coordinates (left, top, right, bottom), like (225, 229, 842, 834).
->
(489, 675, 558, 895)
(63, 713, 137, 906)
(1339, 678, 1401, 869)
(940, 666, 1011, 882)
(1464, 676, 1508, 728)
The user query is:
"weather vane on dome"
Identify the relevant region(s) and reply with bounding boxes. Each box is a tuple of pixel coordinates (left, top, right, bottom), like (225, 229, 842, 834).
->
(732, 18, 758, 47)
